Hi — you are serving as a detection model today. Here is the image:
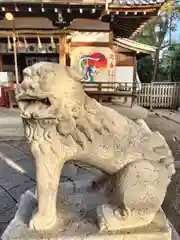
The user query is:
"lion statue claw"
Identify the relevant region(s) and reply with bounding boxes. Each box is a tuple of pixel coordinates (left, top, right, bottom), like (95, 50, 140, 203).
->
(16, 62, 175, 231)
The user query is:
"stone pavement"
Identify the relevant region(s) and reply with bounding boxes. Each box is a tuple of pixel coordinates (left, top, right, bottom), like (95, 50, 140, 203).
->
(0, 140, 105, 235)
(152, 109, 180, 126)
(0, 108, 24, 140)
(0, 140, 35, 234)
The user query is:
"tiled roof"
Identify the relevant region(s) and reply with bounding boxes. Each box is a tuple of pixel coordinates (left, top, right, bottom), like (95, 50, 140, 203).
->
(0, 0, 167, 4)
(111, 0, 166, 4)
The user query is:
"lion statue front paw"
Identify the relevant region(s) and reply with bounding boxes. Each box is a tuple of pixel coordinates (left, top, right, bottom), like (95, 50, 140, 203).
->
(29, 213, 57, 231)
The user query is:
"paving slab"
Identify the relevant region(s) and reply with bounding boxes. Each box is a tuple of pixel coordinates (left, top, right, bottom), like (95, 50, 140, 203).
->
(15, 157, 36, 181)
(8, 141, 32, 156)
(0, 190, 16, 214)
(8, 181, 35, 202)
(0, 157, 12, 171)
(0, 142, 27, 162)
(152, 110, 180, 125)
(0, 206, 17, 223)
(62, 161, 104, 182)
(0, 108, 24, 140)
(0, 167, 32, 191)
(0, 206, 17, 238)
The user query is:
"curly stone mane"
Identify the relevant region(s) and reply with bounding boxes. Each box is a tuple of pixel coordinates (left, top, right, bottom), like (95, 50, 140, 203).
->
(17, 62, 132, 150)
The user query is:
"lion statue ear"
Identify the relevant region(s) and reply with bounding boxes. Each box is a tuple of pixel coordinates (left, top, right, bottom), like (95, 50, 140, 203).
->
(66, 66, 84, 82)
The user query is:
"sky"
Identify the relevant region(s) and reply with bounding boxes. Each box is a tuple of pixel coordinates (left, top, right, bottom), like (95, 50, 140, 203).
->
(176, 21, 180, 42)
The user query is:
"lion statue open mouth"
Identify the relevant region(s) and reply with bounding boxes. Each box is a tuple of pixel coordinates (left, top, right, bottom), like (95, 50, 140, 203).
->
(16, 62, 175, 232)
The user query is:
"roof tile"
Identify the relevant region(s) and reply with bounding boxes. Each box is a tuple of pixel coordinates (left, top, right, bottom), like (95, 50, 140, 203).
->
(112, 0, 165, 4)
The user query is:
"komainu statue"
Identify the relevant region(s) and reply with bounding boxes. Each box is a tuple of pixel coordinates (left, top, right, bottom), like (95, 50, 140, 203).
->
(16, 62, 175, 232)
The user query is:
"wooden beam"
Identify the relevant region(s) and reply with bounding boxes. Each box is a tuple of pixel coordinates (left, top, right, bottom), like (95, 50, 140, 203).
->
(70, 42, 110, 47)
(0, 55, 3, 72)
(108, 4, 162, 9)
(0, 29, 70, 37)
(131, 54, 137, 107)
(0, 0, 107, 3)
(66, 39, 71, 66)
(115, 15, 154, 19)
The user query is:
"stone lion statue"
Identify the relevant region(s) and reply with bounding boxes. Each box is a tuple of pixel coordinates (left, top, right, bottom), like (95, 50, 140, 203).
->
(16, 62, 175, 232)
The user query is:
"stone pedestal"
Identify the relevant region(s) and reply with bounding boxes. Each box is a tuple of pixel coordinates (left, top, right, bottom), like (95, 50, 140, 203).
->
(2, 184, 174, 240)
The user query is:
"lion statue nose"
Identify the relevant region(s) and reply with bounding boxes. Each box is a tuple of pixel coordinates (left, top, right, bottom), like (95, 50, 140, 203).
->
(21, 80, 31, 91)
(21, 78, 37, 92)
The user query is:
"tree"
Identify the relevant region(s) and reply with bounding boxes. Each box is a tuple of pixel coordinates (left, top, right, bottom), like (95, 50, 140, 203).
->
(160, 43, 180, 81)
(137, 56, 154, 83)
(134, 15, 169, 82)
(134, 0, 178, 82)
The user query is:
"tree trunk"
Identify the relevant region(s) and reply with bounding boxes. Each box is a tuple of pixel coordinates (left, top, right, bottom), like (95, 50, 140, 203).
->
(152, 48, 160, 82)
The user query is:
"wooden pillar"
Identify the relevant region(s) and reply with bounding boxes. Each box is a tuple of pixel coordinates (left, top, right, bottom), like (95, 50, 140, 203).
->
(150, 81, 153, 111)
(59, 35, 66, 65)
(131, 54, 137, 108)
(0, 55, 3, 72)
(66, 39, 71, 66)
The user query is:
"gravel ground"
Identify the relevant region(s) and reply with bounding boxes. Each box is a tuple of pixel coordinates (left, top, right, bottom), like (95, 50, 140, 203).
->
(145, 114, 180, 234)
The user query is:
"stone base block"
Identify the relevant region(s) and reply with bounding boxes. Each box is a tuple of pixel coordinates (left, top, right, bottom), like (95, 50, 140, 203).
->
(2, 186, 176, 240)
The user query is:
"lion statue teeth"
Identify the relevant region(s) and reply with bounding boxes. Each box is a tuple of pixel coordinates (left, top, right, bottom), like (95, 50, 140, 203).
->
(16, 62, 175, 231)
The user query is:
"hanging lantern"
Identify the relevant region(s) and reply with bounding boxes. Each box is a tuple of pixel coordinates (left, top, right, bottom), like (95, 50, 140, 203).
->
(50, 36, 56, 49)
(5, 12, 14, 21)
(7, 36, 12, 50)
(37, 36, 42, 49)
(17, 37, 25, 48)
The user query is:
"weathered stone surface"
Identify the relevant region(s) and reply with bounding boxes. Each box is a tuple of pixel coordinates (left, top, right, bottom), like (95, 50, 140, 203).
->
(2, 189, 173, 240)
(16, 62, 175, 232)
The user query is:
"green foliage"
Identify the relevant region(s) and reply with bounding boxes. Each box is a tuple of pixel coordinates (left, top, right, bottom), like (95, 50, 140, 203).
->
(134, 15, 169, 82)
(134, 15, 169, 49)
(133, 1, 180, 82)
(160, 43, 180, 81)
(137, 56, 154, 83)
(132, 0, 179, 82)
(137, 43, 180, 82)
